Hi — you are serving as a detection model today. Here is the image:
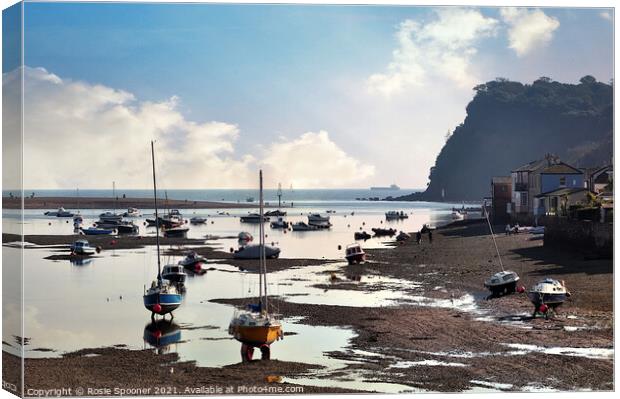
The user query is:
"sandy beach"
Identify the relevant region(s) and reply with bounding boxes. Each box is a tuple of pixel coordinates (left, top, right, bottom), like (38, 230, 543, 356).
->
(3, 220, 612, 393)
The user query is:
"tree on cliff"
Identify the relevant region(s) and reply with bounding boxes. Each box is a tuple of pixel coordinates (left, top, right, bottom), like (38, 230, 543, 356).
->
(395, 76, 613, 201)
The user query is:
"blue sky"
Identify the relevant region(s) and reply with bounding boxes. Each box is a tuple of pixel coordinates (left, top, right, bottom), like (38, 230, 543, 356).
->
(4, 2, 615, 189)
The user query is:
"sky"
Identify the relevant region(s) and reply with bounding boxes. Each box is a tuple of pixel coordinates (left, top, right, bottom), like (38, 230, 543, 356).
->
(2, 1, 614, 189)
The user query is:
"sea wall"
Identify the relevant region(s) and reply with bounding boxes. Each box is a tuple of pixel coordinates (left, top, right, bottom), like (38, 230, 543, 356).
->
(543, 217, 613, 258)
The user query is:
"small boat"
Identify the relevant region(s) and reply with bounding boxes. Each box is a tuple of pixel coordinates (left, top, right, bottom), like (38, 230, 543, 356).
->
(233, 244, 281, 259)
(354, 231, 372, 240)
(146, 214, 183, 228)
(344, 243, 366, 265)
(143, 141, 183, 319)
(116, 222, 139, 234)
(451, 210, 465, 220)
(238, 231, 254, 242)
(81, 227, 114, 236)
(179, 251, 207, 274)
(163, 226, 189, 238)
(70, 240, 96, 255)
(229, 170, 283, 361)
(482, 203, 521, 297)
(309, 220, 332, 229)
(527, 278, 570, 311)
(99, 211, 123, 223)
(265, 210, 287, 217)
(44, 207, 74, 217)
(123, 208, 141, 217)
(292, 222, 318, 231)
(190, 216, 207, 224)
(308, 213, 330, 223)
(371, 227, 397, 236)
(240, 213, 269, 223)
(396, 231, 411, 241)
(385, 211, 408, 220)
(270, 217, 289, 229)
(484, 271, 520, 296)
(162, 264, 187, 285)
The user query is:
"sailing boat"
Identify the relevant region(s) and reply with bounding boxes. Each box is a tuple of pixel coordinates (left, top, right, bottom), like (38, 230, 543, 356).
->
(483, 201, 520, 296)
(228, 170, 283, 361)
(73, 188, 83, 227)
(99, 182, 122, 222)
(143, 141, 183, 320)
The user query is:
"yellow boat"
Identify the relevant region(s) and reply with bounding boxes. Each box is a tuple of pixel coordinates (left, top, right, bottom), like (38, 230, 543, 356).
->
(228, 170, 283, 361)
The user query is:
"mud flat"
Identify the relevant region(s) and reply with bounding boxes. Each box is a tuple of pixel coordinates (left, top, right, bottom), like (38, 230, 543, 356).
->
(2, 349, 362, 395)
(2, 196, 257, 210)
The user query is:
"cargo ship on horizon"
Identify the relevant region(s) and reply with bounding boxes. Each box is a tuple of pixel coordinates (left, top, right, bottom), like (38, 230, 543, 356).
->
(370, 184, 400, 190)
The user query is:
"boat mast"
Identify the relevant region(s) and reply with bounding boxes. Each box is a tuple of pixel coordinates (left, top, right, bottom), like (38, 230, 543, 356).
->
(76, 187, 80, 214)
(260, 170, 268, 312)
(151, 141, 162, 284)
(277, 182, 282, 209)
(113, 181, 116, 214)
(483, 201, 504, 271)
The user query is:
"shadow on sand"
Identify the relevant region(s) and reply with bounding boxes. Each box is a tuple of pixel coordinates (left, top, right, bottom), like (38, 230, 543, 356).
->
(510, 246, 612, 276)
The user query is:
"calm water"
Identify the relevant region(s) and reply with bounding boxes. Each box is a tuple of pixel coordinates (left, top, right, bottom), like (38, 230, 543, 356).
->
(2, 198, 479, 393)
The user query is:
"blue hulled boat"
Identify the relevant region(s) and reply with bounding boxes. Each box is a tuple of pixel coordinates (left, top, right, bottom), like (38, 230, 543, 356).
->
(81, 227, 114, 236)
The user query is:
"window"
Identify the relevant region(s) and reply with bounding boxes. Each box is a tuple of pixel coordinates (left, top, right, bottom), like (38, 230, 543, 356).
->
(559, 176, 566, 186)
(520, 192, 528, 207)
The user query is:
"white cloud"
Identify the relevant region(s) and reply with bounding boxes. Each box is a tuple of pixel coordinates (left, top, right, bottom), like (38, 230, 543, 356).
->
(4, 67, 372, 189)
(261, 131, 375, 188)
(500, 8, 560, 57)
(599, 11, 612, 21)
(367, 8, 498, 96)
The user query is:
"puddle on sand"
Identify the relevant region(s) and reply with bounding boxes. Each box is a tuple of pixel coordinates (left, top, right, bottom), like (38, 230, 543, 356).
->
(501, 343, 614, 360)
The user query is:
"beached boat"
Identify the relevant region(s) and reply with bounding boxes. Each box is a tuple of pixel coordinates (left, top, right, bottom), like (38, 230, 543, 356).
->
(385, 211, 408, 220)
(162, 264, 187, 285)
(345, 243, 366, 265)
(123, 207, 141, 217)
(240, 213, 269, 223)
(229, 170, 283, 361)
(396, 231, 411, 241)
(354, 231, 372, 240)
(190, 216, 207, 224)
(143, 141, 183, 320)
(246, 197, 255, 202)
(372, 227, 397, 236)
(233, 244, 280, 259)
(265, 210, 287, 217)
(308, 213, 330, 223)
(146, 215, 183, 228)
(163, 226, 189, 238)
(44, 207, 74, 217)
(179, 251, 207, 274)
(80, 227, 114, 236)
(270, 217, 289, 229)
(527, 278, 570, 311)
(70, 240, 96, 255)
(292, 222, 318, 231)
(482, 204, 521, 297)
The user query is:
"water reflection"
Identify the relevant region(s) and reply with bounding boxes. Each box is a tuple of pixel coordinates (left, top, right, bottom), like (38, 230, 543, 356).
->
(70, 257, 93, 267)
(143, 320, 181, 354)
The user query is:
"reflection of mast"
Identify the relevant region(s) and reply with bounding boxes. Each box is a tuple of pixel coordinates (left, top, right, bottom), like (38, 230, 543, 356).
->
(277, 183, 282, 209)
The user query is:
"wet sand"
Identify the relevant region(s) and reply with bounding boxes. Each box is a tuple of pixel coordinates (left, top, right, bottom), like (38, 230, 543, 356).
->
(4, 221, 613, 393)
(2, 196, 257, 210)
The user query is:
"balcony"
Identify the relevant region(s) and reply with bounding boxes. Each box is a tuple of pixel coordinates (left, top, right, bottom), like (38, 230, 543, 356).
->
(514, 182, 528, 191)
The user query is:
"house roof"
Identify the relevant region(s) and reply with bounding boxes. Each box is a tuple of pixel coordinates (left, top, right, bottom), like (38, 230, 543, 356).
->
(540, 162, 583, 174)
(491, 176, 511, 184)
(512, 159, 548, 172)
(535, 187, 589, 198)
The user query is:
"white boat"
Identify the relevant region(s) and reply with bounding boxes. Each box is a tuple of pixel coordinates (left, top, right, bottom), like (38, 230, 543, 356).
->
(190, 216, 207, 224)
(240, 213, 269, 223)
(308, 213, 330, 223)
(123, 207, 141, 217)
(44, 207, 74, 217)
(451, 210, 465, 220)
(527, 278, 570, 311)
(344, 243, 366, 265)
(292, 222, 318, 231)
(161, 264, 187, 285)
(233, 244, 281, 259)
(270, 217, 289, 229)
(99, 211, 123, 222)
(484, 271, 520, 296)
(229, 170, 283, 361)
(385, 211, 408, 220)
(70, 240, 96, 255)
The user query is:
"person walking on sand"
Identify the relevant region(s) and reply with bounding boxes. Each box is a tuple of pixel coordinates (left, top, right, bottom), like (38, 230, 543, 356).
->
(505, 224, 511, 236)
(428, 230, 433, 243)
(416, 231, 422, 244)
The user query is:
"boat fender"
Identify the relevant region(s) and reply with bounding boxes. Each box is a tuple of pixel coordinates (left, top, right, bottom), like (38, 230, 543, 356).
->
(538, 304, 548, 313)
(516, 286, 525, 293)
(153, 304, 162, 313)
(95, 246, 102, 253)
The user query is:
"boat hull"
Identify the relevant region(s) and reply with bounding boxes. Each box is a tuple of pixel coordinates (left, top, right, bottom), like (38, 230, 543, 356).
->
(81, 228, 114, 236)
(230, 325, 282, 347)
(143, 292, 182, 315)
(527, 292, 568, 308)
(345, 253, 366, 265)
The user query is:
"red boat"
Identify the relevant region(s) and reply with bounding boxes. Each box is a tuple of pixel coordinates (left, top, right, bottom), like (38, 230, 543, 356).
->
(345, 243, 366, 265)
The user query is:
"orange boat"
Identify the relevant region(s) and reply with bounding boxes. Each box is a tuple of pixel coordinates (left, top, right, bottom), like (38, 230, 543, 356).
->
(228, 170, 283, 361)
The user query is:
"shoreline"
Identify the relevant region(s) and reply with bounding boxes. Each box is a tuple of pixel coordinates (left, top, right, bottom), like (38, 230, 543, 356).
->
(2, 221, 613, 393)
(2, 196, 259, 210)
